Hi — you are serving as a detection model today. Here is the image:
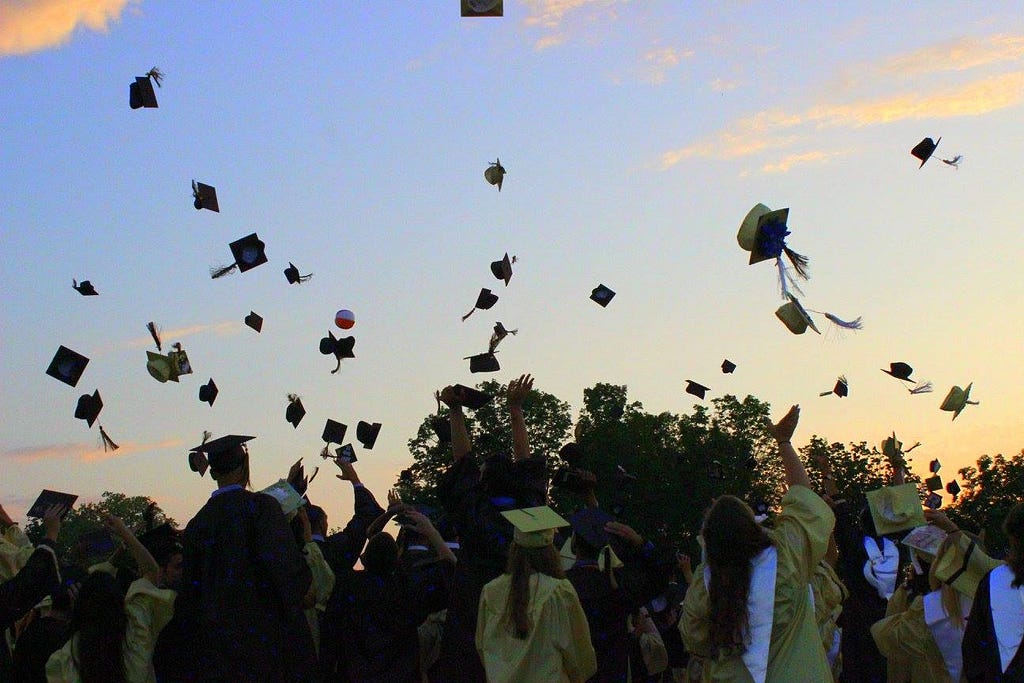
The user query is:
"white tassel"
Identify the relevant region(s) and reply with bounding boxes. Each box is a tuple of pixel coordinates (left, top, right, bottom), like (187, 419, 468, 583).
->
(909, 382, 933, 395)
(824, 312, 863, 330)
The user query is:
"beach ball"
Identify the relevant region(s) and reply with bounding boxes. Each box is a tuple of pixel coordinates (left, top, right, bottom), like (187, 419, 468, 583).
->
(335, 309, 355, 329)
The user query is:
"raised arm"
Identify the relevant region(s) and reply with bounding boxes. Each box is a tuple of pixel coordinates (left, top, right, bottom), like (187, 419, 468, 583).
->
(105, 514, 160, 584)
(403, 510, 456, 565)
(508, 374, 534, 461)
(769, 405, 813, 491)
(439, 387, 472, 462)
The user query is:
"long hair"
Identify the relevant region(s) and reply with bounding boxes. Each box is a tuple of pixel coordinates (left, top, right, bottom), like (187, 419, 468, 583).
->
(1004, 503, 1024, 587)
(504, 542, 564, 639)
(70, 572, 127, 683)
(702, 496, 773, 656)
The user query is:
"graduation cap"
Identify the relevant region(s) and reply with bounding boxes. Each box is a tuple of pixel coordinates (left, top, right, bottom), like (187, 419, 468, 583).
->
(319, 331, 355, 374)
(502, 506, 568, 548)
(925, 474, 943, 492)
(490, 253, 514, 286)
(569, 507, 614, 550)
(463, 0, 503, 16)
(946, 481, 961, 498)
(244, 311, 263, 333)
(27, 490, 77, 519)
(882, 362, 915, 382)
(322, 419, 347, 445)
(775, 293, 821, 335)
(129, 67, 162, 109)
(911, 137, 940, 168)
(484, 158, 506, 190)
(737, 204, 809, 295)
(461, 288, 499, 321)
(357, 421, 381, 449)
(191, 180, 219, 212)
(930, 459, 941, 473)
(146, 344, 191, 383)
(137, 523, 181, 562)
(72, 279, 98, 296)
(286, 394, 305, 428)
(820, 375, 848, 398)
(925, 492, 942, 510)
(685, 380, 709, 400)
(940, 384, 978, 421)
(190, 434, 253, 474)
(210, 233, 268, 278)
(199, 378, 218, 406)
(74, 390, 103, 427)
(466, 352, 500, 373)
(452, 384, 492, 410)
(46, 346, 89, 387)
(865, 483, 926, 536)
(335, 443, 357, 464)
(590, 284, 615, 307)
(284, 262, 313, 284)
(721, 359, 736, 374)
(489, 322, 517, 353)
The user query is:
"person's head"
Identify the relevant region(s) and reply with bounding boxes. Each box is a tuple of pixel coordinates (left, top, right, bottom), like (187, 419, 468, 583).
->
(362, 532, 399, 577)
(701, 495, 773, 656)
(504, 540, 564, 639)
(71, 572, 128, 683)
(307, 505, 327, 538)
(1004, 503, 1024, 587)
(570, 534, 600, 561)
(210, 447, 250, 487)
(160, 550, 184, 589)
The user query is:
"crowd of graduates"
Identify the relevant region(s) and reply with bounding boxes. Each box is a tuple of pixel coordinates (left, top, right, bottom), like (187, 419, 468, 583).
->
(1, 374, 1022, 682)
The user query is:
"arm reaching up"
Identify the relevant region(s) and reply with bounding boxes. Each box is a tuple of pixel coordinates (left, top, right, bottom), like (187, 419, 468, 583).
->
(768, 405, 813, 491)
(439, 387, 472, 462)
(508, 374, 534, 461)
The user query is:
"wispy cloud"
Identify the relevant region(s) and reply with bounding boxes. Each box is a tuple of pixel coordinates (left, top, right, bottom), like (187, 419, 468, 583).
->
(870, 33, 1024, 79)
(4, 438, 182, 463)
(0, 0, 139, 57)
(117, 320, 240, 351)
(761, 150, 848, 174)
(522, 0, 629, 50)
(638, 46, 693, 84)
(710, 77, 740, 93)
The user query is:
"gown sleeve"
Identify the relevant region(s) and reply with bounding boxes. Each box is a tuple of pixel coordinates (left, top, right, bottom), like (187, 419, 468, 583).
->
(680, 562, 711, 659)
(773, 485, 835, 585)
(0, 543, 60, 632)
(870, 594, 928, 681)
(44, 638, 77, 682)
(252, 494, 312, 609)
(303, 541, 335, 611)
(122, 577, 177, 683)
(0, 525, 35, 581)
(548, 580, 598, 683)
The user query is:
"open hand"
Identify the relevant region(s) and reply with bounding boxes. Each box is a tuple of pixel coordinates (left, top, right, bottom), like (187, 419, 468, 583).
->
(507, 374, 534, 407)
(768, 405, 800, 443)
(43, 505, 66, 541)
(102, 513, 130, 540)
(438, 386, 461, 408)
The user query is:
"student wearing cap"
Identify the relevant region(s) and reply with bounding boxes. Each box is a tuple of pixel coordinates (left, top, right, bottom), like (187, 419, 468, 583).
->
(175, 435, 316, 683)
(962, 502, 1024, 681)
(432, 375, 549, 683)
(681, 405, 835, 683)
(45, 513, 174, 683)
(476, 506, 597, 683)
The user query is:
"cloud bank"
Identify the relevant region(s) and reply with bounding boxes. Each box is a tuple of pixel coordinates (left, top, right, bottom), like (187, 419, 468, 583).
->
(0, 0, 139, 57)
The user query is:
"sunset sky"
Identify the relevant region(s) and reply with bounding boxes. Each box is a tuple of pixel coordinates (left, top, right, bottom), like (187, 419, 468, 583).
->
(2, 1, 1022, 528)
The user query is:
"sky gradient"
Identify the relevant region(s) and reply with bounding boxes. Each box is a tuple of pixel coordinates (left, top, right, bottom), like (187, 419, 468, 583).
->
(2, 1, 1022, 528)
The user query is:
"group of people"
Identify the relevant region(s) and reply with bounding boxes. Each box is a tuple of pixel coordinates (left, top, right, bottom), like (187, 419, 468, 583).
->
(1, 373, 1022, 682)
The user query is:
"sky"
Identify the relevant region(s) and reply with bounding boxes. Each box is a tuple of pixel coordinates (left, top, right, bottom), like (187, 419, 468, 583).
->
(2, 1, 1023, 529)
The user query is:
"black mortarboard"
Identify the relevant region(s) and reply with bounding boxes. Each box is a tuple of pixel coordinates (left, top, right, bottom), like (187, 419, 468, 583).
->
(74, 390, 103, 427)
(322, 419, 347, 444)
(128, 68, 162, 109)
(357, 421, 381, 449)
(925, 492, 942, 510)
(685, 380, 709, 400)
(199, 378, 218, 406)
(188, 451, 209, 477)
(245, 311, 263, 333)
(336, 443, 357, 463)
(911, 137, 940, 168)
(882, 362, 915, 382)
(27, 490, 77, 518)
(319, 331, 356, 374)
(462, 288, 499, 321)
(286, 395, 305, 428)
(466, 352, 500, 373)
(490, 253, 514, 286)
(820, 376, 848, 398)
(430, 416, 451, 443)
(721, 359, 736, 374)
(484, 158, 506, 190)
(284, 262, 312, 284)
(463, 0, 504, 17)
(72, 279, 98, 296)
(930, 459, 941, 473)
(453, 384, 492, 410)
(570, 507, 613, 550)
(925, 474, 943, 492)
(210, 233, 268, 278)
(946, 481, 961, 498)
(46, 346, 89, 387)
(590, 284, 615, 307)
(190, 435, 253, 473)
(192, 180, 219, 212)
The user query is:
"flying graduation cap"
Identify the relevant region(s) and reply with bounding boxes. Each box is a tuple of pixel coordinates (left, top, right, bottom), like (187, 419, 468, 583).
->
(192, 180, 219, 212)
(489, 322, 517, 353)
(466, 352, 500, 373)
(74, 390, 103, 427)
(319, 331, 355, 374)
(199, 378, 218, 406)
(245, 311, 263, 333)
(286, 394, 305, 428)
(72, 279, 98, 296)
(940, 383, 978, 421)
(737, 204, 810, 297)
(484, 158, 506, 191)
(129, 67, 163, 109)
(210, 233, 268, 279)
(462, 288, 499, 321)
(882, 362, 933, 394)
(820, 376, 848, 398)
(491, 253, 515, 286)
(911, 137, 962, 169)
(46, 346, 89, 387)
(685, 380, 709, 400)
(590, 284, 615, 307)
(721, 359, 737, 374)
(356, 421, 381, 449)
(774, 293, 862, 335)
(284, 262, 313, 284)
(463, 0, 503, 16)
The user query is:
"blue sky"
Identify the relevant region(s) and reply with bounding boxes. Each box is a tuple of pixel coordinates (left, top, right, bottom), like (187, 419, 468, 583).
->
(2, 1, 1023, 526)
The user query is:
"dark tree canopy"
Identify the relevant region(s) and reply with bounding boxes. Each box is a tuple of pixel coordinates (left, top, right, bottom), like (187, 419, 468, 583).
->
(946, 451, 1024, 557)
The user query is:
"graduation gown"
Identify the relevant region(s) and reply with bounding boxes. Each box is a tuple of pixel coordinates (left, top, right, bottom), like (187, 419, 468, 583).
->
(11, 613, 72, 683)
(812, 560, 848, 677)
(476, 572, 597, 683)
(872, 589, 969, 683)
(680, 485, 834, 683)
(320, 483, 385, 576)
(177, 487, 315, 683)
(0, 525, 36, 581)
(963, 565, 1024, 682)
(0, 543, 60, 632)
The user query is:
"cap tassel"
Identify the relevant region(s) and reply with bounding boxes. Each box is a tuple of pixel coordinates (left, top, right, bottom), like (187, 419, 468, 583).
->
(99, 426, 119, 452)
(824, 312, 863, 330)
(909, 381, 933, 395)
(210, 263, 238, 279)
(776, 260, 805, 299)
(146, 67, 164, 87)
(461, 307, 477, 322)
(146, 322, 162, 351)
(783, 247, 810, 280)
(330, 358, 342, 374)
(941, 155, 962, 168)
(818, 390, 833, 397)
(296, 271, 313, 283)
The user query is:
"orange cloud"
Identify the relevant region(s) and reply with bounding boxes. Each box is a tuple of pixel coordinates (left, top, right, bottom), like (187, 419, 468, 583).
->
(872, 33, 1024, 78)
(761, 150, 847, 174)
(4, 438, 181, 463)
(0, 0, 139, 57)
(119, 320, 240, 350)
(522, 0, 629, 49)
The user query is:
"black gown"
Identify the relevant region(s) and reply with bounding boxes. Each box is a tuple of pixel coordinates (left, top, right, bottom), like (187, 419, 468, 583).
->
(963, 566, 1024, 682)
(177, 487, 316, 683)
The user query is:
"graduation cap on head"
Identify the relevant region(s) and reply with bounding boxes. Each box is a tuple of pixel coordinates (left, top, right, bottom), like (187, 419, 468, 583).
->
(502, 506, 568, 548)
(590, 284, 615, 307)
(453, 384, 492, 410)
(244, 311, 263, 333)
(462, 288, 499, 321)
(46, 346, 89, 387)
(466, 352, 500, 373)
(72, 279, 98, 296)
(940, 384, 978, 421)
(775, 293, 820, 335)
(137, 523, 181, 562)
(190, 434, 253, 474)
(484, 158, 506, 190)
(911, 137, 940, 168)
(356, 421, 381, 449)
(284, 262, 313, 284)
(721, 359, 736, 374)
(322, 419, 347, 445)
(27, 490, 77, 519)
(210, 233, 268, 279)
(820, 375, 848, 398)
(319, 331, 355, 374)
(74, 390, 103, 428)
(129, 67, 162, 109)
(191, 180, 219, 212)
(490, 253, 514, 286)
(737, 204, 810, 295)
(199, 378, 218, 406)
(285, 394, 305, 428)
(685, 380, 709, 400)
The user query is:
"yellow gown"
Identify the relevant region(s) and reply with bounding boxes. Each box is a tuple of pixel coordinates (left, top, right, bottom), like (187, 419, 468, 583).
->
(681, 485, 835, 683)
(45, 577, 176, 683)
(476, 572, 598, 683)
(811, 560, 848, 678)
(0, 525, 35, 581)
(872, 590, 965, 683)
(303, 540, 335, 655)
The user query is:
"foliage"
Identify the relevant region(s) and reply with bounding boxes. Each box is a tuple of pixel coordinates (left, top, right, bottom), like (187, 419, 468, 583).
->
(946, 450, 1024, 558)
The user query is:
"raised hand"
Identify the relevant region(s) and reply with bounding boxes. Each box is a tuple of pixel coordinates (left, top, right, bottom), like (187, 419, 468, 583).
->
(102, 513, 130, 540)
(437, 386, 461, 408)
(768, 405, 800, 443)
(507, 374, 534, 407)
(334, 459, 360, 484)
(43, 505, 65, 542)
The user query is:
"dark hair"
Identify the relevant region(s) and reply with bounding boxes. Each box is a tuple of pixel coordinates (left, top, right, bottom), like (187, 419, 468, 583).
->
(504, 542, 564, 639)
(71, 572, 127, 683)
(1004, 503, 1024, 587)
(363, 532, 399, 577)
(702, 496, 773, 657)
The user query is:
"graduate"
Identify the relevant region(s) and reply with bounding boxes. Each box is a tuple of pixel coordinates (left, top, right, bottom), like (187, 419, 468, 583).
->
(176, 435, 316, 683)
(681, 405, 835, 683)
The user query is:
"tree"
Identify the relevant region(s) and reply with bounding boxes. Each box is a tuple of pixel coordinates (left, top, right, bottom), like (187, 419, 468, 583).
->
(947, 450, 1024, 558)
